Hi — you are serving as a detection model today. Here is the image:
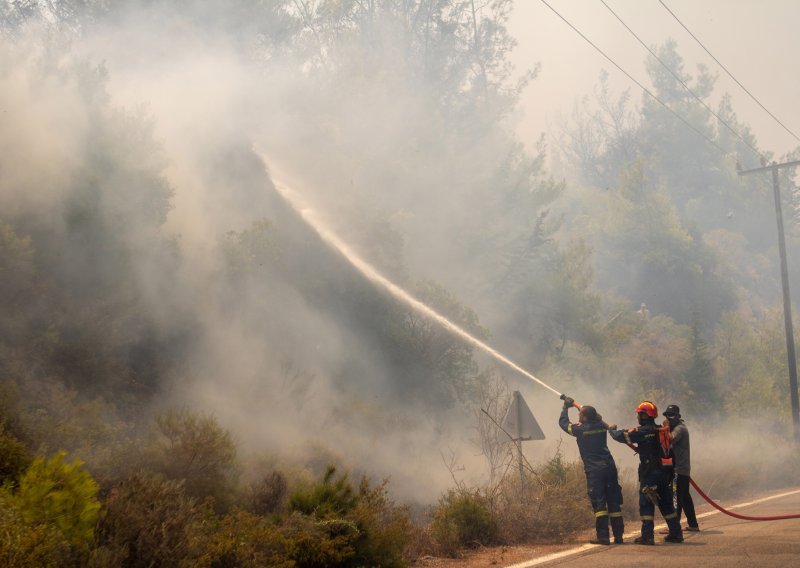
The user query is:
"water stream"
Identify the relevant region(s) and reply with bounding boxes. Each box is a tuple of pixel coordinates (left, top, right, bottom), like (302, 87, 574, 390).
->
(271, 178, 563, 399)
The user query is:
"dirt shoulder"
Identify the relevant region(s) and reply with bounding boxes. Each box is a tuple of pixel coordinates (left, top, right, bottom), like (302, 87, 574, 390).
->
(412, 532, 593, 567)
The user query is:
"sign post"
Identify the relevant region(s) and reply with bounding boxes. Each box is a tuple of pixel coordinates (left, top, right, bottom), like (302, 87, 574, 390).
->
(501, 390, 545, 497)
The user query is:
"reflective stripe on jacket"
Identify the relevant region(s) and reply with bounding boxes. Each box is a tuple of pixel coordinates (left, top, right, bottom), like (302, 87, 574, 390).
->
(559, 407, 616, 473)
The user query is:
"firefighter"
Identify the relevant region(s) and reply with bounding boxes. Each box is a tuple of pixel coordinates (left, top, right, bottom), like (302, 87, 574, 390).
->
(609, 401, 683, 545)
(559, 396, 624, 545)
(663, 404, 699, 532)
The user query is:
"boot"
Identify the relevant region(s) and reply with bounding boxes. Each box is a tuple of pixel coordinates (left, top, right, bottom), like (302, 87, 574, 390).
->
(634, 536, 654, 546)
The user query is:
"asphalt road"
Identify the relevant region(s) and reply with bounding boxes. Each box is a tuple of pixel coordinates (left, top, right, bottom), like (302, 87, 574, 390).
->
(509, 488, 800, 568)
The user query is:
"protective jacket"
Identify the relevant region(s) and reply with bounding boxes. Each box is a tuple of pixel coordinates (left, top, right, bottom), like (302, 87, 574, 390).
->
(610, 419, 682, 541)
(670, 420, 691, 476)
(559, 408, 615, 473)
(609, 420, 661, 477)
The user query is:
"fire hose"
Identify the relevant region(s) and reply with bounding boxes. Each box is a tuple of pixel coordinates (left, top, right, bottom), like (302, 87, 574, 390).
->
(687, 478, 800, 521)
(561, 395, 800, 522)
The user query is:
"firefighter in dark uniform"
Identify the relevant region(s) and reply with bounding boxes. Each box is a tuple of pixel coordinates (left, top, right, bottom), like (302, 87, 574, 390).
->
(609, 401, 683, 545)
(559, 396, 624, 545)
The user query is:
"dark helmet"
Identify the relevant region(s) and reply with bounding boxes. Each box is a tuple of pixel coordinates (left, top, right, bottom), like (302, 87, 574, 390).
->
(579, 405, 600, 423)
(636, 401, 658, 418)
(663, 404, 681, 418)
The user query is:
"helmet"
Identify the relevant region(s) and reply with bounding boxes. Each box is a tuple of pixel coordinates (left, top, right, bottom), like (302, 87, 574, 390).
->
(580, 405, 599, 422)
(636, 401, 658, 418)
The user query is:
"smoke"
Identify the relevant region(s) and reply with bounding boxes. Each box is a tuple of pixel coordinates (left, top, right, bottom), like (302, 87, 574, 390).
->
(3, 2, 794, 507)
(0, 2, 558, 501)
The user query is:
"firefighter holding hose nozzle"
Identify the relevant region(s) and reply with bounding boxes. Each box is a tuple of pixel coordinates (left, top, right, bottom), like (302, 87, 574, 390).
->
(559, 395, 624, 545)
(609, 401, 683, 545)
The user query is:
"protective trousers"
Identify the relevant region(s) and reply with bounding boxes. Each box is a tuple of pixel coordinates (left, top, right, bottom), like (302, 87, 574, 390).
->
(675, 473, 698, 528)
(586, 466, 624, 542)
(639, 469, 682, 540)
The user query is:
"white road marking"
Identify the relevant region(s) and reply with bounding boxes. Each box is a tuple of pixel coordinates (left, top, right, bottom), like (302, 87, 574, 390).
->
(506, 487, 800, 568)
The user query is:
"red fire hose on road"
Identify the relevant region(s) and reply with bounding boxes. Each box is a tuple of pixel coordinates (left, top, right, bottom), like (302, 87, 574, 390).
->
(688, 478, 800, 521)
(562, 395, 800, 522)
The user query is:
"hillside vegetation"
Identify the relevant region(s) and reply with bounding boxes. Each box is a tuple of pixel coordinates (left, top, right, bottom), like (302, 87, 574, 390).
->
(1, 1, 799, 565)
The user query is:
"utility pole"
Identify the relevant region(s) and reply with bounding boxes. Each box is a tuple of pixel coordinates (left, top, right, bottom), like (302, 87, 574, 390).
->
(738, 159, 800, 441)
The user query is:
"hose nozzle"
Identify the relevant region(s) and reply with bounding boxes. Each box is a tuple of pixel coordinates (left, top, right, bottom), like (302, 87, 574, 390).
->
(560, 393, 582, 409)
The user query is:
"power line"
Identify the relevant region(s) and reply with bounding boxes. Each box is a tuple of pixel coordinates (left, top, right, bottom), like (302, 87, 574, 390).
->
(537, 0, 725, 154)
(658, 0, 800, 146)
(599, 0, 763, 161)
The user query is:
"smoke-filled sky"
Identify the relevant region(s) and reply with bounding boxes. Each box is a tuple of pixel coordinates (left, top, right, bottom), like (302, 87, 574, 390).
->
(509, 0, 800, 161)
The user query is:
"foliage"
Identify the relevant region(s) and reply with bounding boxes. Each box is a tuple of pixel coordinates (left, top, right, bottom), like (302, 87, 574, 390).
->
(288, 465, 358, 518)
(617, 314, 691, 407)
(0, 376, 135, 489)
(0, 502, 74, 568)
(11, 452, 100, 551)
(0, 426, 31, 485)
(244, 470, 288, 518)
(91, 472, 204, 567)
(349, 477, 413, 568)
(287, 465, 412, 567)
(194, 510, 295, 568)
(221, 220, 279, 278)
(381, 279, 486, 407)
(713, 310, 788, 420)
(431, 489, 496, 555)
(685, 310, 719, 415)
(153, 410, 239, 512)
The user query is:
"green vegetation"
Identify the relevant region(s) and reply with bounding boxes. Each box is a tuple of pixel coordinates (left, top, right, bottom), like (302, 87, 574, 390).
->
(431, 490, 496, 555)
(1, 0, 799, 563)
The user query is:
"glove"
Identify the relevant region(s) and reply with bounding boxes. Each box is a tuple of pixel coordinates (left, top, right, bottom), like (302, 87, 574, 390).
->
(606, 423, 617, 430)
(562, 396, 575, 409)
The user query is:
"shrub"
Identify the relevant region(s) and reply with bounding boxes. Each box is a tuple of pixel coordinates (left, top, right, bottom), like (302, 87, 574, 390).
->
(244, 470, 288, 517)
(287, 466, 413, 567)
(349, 477, 413, 568)
(0, 426, 31, 485)
(288, 465, 357, 518)
(0, 501, 74, 567)
(152, 410, 239, 512)
(90, 472, 204, 567)
(282, 512, 358, 567)
(431, 489, 496, 556)
(14, 452, 100, 551)
(195, 510, 295, 568)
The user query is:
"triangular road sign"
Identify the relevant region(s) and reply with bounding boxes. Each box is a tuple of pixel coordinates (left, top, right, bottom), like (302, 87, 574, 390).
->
(501, 390, 545, 441)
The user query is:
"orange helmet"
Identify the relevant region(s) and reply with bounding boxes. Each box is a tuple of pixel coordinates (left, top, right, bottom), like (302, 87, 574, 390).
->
(636, 401, 658, 418)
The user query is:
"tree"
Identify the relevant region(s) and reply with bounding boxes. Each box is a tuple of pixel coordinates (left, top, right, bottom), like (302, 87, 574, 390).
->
(685, 310, 719, 415)
(151, 411, 239, 512)
(381, 279, 487, 408)
(10, 452, 100, 551)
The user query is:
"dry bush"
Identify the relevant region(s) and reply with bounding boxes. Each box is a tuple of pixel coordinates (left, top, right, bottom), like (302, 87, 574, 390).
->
(489, 454, 591, 544)
(0, 503, 75, 568)
(244, 470, 288, 517)
(90, 472, 206, 567)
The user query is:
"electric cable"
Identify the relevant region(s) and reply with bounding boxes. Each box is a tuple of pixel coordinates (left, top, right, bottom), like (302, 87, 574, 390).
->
(542, 0, 798, 215)
(658, 0, 800, 146)
(537, 0, 725, 155)
(599, 0, 763, 161)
